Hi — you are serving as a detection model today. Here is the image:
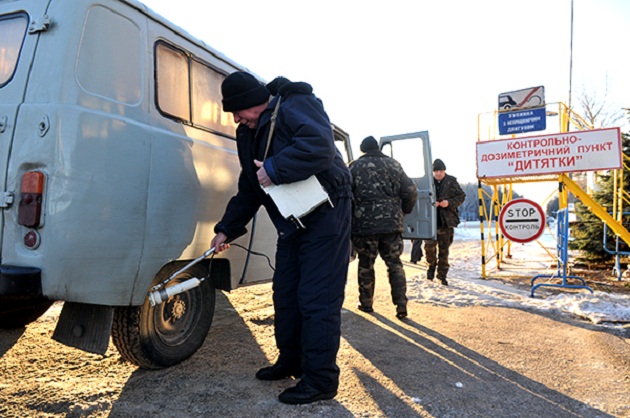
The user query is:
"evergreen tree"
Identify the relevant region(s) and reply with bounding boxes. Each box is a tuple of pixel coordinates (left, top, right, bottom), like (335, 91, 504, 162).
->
(546, 196, 559, 218)
(459, 182, 483, 221)
(570, 116, 630, 263)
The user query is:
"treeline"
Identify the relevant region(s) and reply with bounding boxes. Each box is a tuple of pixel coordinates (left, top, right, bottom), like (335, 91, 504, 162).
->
(458, 182, 521, 222)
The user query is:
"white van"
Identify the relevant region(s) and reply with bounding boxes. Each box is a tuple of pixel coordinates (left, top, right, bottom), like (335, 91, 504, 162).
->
(0, 0, 434, 368)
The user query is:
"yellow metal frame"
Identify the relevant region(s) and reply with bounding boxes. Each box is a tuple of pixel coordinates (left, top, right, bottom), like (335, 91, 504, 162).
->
(613, 154, 630, 223)
(476, 102, 629, 279)
(559, 173, 630, 245)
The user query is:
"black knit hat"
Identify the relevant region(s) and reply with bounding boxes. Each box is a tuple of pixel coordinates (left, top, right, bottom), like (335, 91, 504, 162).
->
(360, 136, 379, 152)
(433, 159, 446, 171)
(221, 71, 270, 112)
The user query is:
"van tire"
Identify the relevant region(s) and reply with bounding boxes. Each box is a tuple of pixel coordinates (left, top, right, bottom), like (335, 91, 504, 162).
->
(111, 263, 215, 369)
(0, 297, 54, 328)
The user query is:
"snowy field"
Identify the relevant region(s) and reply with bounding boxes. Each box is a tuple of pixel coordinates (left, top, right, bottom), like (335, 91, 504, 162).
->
(404, 222, 630, 326)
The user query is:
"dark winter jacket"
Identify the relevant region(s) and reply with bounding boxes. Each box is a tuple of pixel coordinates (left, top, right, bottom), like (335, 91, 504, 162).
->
(214, 79, 352, 239)
(435, 174, 465, 229)
(349, 149, 418, 235)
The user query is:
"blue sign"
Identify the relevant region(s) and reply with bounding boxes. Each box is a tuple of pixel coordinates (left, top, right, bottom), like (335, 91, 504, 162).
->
(498, 107, 546, 135)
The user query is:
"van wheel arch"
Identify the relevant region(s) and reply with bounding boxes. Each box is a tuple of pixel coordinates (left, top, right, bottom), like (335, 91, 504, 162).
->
(111, 262, 215, 369)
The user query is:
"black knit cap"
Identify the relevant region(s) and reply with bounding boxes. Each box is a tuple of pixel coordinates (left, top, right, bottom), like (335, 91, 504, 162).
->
(221, 71, 270, 112)
(360, 136, 379, 152)
(433, 159, 446, 171)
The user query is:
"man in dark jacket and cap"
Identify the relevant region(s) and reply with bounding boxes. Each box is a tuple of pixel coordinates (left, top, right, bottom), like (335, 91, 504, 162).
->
(350, 136, 418, 319)
(425, 158, 465, 286)
(211, 71, 352, 405)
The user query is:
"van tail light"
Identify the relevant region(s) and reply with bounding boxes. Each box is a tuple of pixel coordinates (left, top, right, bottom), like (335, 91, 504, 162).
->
(18, 171, 45, 228)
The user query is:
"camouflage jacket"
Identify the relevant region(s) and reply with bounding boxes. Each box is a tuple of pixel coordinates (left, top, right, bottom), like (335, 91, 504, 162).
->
(350, 150, 418, 235)
(435, 174, 465, 228)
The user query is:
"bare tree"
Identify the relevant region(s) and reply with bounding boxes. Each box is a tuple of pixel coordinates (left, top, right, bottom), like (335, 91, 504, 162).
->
(573, 77, 624, 130)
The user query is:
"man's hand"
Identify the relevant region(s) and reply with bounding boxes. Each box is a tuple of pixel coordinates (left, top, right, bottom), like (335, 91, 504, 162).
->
(254, 160, 272, 187)
(436, 199, 449, 208)
(211, 232, 230, 254)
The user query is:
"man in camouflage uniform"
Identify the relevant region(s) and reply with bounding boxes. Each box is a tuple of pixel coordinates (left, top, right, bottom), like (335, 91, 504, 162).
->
(425, 159, 466, 286)
(350, 136, 418, 319)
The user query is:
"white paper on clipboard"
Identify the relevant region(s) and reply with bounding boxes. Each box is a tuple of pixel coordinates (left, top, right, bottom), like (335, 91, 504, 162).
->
(263, 175, 332, 226)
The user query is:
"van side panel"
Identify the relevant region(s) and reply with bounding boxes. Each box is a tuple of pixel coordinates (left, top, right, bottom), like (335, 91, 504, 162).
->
(126, 16, 277, 303)
(131, 129, 241, 303)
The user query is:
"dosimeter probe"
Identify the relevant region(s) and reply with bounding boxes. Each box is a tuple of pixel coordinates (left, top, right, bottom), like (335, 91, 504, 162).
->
(148, 246, 216, 306)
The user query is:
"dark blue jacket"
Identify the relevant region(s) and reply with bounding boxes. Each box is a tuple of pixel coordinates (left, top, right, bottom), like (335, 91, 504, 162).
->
(215, 81, 352, 239)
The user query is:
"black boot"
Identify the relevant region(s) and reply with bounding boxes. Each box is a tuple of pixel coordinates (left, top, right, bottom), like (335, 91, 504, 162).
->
(255, 363, 302, 381)
(278, 380, 337, 404)
(357, 303, 374, 313)
(395, 304, 407, 319)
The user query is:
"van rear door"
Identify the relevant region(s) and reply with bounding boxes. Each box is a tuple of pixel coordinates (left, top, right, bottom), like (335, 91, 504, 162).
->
(379, 131, 436, 240)
(0, 2, 50, 251)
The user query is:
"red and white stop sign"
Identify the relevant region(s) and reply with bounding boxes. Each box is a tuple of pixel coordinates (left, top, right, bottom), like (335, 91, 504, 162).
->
(499, 198, 546, 243)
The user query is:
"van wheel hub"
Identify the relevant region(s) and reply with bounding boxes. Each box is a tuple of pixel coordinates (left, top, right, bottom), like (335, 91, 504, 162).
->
(170, 299, 186, 320)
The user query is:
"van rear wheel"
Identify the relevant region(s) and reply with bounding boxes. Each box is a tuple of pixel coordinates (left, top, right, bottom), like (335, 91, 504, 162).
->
(111, 263, 215, 369)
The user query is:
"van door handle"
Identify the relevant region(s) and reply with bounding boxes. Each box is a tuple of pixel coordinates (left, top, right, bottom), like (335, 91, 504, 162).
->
(0, 115, 7, 133)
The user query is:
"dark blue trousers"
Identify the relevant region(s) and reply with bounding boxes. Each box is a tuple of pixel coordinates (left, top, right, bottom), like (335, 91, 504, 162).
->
(272, 197, 351, 392)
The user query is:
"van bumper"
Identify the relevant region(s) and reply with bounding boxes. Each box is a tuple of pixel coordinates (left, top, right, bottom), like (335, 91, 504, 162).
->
(0, 265, 42, 296)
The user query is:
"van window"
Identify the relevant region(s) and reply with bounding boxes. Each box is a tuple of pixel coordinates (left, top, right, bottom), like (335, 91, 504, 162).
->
(382, 139, 427, 178)
(335, 141, 350, 163)
(0, 15, 28, 87)
(156, 42, 235, 136)
(191, 58, 232, 133)
(76, 6, 142, 104)
(155, 42, 189, 121)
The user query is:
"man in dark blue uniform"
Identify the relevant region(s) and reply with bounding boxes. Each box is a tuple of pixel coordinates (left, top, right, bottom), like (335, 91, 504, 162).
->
(211, 72, 352, 405)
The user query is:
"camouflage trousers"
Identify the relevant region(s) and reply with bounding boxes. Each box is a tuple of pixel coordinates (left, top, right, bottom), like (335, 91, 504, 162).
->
(424, 227, 454, 280)
(352, 233, 407, 308)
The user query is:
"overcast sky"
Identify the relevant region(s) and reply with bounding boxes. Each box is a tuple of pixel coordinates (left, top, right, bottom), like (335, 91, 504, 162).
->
(140, 0, 630, 200)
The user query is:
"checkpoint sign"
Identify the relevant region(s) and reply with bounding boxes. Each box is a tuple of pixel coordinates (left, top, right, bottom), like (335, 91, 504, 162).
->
(499, 198, 546, 243)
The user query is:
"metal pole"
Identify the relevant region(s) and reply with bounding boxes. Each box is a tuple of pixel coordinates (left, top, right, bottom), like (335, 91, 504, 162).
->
(567, 0, 574, 132)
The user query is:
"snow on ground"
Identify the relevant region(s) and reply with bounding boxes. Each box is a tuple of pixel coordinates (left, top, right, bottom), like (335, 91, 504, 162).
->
(405, 222, 630, 326)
